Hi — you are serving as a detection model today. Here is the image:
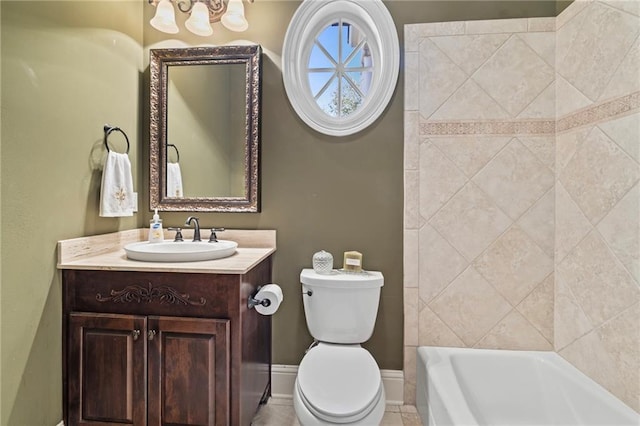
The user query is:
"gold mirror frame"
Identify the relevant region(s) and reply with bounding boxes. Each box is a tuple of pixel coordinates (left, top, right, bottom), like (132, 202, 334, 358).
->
(150, 45, 261, 212)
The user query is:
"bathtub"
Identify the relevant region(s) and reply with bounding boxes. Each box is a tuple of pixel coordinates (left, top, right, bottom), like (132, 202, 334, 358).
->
(416, 346, 639, 426)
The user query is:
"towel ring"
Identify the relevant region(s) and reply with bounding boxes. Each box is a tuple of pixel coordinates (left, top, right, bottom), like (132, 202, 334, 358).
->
(167, 143, 180, 163)
(103, 124, 130, 154)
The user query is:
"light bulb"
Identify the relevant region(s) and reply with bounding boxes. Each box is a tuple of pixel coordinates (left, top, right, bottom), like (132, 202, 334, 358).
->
(150, 0, 179, 34)
(221, 0, 248, 32)
(185, 2, 214, 36)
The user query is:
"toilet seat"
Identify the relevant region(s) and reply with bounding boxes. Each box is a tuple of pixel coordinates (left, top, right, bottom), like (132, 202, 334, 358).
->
(296, 343, 383, 424)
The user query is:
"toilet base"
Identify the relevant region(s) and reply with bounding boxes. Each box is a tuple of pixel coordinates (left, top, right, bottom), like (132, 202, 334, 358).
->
(293, 378, 386, 425)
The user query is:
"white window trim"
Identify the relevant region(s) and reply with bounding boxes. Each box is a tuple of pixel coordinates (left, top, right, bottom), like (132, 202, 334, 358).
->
(283, 0, 399, 137)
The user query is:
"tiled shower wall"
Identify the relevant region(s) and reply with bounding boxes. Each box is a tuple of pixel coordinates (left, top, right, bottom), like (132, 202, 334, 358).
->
(403, 0, 639, 410)
(554, 0, 639, 411)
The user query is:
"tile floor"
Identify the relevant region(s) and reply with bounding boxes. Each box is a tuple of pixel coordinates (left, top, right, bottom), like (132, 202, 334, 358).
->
(251, 398, 422, 425)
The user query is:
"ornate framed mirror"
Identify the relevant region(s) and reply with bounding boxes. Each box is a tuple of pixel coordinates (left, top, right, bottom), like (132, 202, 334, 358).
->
(150, 45, 261, 212)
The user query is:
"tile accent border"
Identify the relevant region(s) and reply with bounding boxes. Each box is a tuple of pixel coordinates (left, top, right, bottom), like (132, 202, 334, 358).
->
(420, 119, 555, 136)
(419, 92, 640, 137)
(557, 91, 640, 133)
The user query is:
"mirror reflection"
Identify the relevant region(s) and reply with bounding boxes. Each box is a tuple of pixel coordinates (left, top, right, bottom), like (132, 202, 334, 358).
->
(150, 45, 261, 212)
(167, 63, 246, 198)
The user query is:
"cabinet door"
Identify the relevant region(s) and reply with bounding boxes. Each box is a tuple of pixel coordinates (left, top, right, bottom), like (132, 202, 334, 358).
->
(148, 316, 230, 426)
(68, 313, 147, 426)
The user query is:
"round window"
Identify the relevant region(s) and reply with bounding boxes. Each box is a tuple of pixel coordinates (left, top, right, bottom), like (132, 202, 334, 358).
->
(282, 0, 399, 137)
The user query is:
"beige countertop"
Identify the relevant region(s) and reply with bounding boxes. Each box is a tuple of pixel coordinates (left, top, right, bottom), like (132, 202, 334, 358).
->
(57, 228, 276, 274)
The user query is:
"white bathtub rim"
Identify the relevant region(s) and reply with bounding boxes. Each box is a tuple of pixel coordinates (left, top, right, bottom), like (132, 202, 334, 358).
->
(417, 346, 639, 426)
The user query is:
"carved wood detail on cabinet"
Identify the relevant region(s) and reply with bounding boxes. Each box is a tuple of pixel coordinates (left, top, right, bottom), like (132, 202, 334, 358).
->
(95, 282, 207, 306)
(62, 257, 272, 426)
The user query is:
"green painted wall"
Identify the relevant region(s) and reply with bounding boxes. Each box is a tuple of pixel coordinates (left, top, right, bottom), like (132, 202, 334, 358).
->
(1, 2, 143, 424)
(0, 1, 565, 424)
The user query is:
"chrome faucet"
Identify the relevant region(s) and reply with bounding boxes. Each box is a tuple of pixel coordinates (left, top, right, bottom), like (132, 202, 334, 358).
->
(185, 216, 201, 242)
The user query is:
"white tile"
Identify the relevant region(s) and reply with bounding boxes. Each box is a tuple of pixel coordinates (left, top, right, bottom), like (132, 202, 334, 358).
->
(558, 1, 639, 101)
(404, 229, 419, 288)
(404, 52, 419, 111)
(404, 170, 424, 230)
(475, 309, 553, 350)
(405, 24, 421, 53)
(597, 183, 640, 282)
(465, 18, 527, 35)
(429, 266, 512, 346)
(418, 224, 468, 303)
(599, 35, 640, 101)
(559, 126, 640, 224)
(418, 304, 465, 348)
(518, 32, 556, 68)
(555, 183, 593, 263)
(519, 135, 556, 170)
(528, 17, 556, 32)
(595, 302, 640, 412)
(556, 231, 640, 327)
(404, 287, 419, 346)
(473, 139, 554, 220)
(473, 225, 554, 306)
(556, 75, 594, 118)
(473, 35, 555, 117)
(405, 22, 465, 53)
(430, 136, 511, 178)
(556, 0, 593, 31)
(606, 0, 640, 16)
(556, 127, 591, 173)
(518, 81, 556, 120)
(430, 183, 512, 262)
(554, 275, 593, 350)
(404, 111, 420, 170)
(419, 142, 468, 220)
(517, 274, 555, 343)
(598, 112, 640, 163)
(518, 187, 555, 257)
(419, 38, 468, 119)
(429, 33, 509, 76)
(431, 79, 510, 120)
(556, 0, 593, 64)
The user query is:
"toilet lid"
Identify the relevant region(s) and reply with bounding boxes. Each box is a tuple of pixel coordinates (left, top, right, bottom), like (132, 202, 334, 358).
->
(297, 344, 382, 423)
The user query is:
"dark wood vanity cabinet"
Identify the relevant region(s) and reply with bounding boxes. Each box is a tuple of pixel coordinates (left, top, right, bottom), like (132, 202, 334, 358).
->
(62, 257, 272, 426)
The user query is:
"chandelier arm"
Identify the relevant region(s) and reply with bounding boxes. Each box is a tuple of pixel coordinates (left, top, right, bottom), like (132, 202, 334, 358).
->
(176, 0, 195, 13)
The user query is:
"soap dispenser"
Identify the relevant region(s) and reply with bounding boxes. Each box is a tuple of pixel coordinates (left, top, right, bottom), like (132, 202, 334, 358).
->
(149, 209, 164, 243)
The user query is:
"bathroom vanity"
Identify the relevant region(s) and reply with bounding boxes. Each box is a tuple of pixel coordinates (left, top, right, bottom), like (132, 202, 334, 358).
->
(58, 229, 276, 426)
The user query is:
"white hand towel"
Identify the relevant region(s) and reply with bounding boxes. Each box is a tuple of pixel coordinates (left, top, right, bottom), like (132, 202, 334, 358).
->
(167, 162, 183, 198)
(100, 151, 135, 217)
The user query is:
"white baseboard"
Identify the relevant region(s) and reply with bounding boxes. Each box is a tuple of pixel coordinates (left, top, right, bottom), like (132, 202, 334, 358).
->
(271, 365, 404, 405)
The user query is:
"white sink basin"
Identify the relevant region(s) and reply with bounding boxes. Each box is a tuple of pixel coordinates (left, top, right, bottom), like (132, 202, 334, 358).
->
(124, 240, 238, 262)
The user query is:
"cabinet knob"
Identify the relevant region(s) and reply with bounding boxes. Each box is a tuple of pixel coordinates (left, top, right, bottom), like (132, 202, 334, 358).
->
(132, 329, 141, 341)
(148, 329, 157, 340)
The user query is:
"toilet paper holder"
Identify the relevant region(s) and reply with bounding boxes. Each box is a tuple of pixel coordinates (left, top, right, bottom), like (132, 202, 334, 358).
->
(248, 286, 272, 310)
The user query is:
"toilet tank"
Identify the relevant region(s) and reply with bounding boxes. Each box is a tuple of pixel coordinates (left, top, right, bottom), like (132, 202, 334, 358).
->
(300, 269, 384, 344)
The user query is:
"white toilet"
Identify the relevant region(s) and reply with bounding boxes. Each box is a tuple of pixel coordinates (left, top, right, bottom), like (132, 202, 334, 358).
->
(293, 268, 385, 425)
